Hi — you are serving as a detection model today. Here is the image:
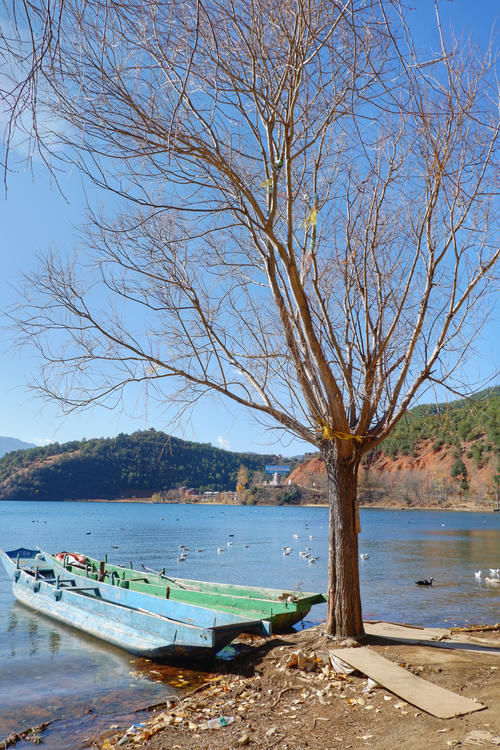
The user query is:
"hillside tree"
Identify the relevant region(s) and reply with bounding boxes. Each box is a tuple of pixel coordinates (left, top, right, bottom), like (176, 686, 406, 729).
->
(1, 0, 498, 637)
(236, 465, 249, 496)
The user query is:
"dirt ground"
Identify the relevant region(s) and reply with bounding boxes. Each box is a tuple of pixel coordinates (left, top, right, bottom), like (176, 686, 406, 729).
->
(93, 623, 500, 750)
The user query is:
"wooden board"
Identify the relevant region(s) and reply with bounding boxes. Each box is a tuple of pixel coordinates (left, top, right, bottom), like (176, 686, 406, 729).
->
(330, 646, 485, 718)
(365, 621, 450, 642)
(365, 622, 500, 655)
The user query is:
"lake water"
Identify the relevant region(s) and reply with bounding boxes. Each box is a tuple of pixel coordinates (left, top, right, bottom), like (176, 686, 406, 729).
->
(1, 501, 499, 748)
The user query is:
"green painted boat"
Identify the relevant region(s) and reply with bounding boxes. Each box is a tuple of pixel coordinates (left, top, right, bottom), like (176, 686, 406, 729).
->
(50, 551, 326, 632)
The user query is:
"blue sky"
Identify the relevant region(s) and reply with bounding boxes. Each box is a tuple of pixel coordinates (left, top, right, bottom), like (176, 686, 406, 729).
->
(0, 0, 498, 456)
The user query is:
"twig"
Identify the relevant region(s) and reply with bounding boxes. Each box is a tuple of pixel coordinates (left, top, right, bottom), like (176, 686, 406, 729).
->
(311, 716, 329, 730)
(270, 685, 301, 708)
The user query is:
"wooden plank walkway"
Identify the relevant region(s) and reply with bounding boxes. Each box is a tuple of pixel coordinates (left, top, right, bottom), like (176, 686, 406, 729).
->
(330, 646, 485, 718)
(364, 621, 500, 654)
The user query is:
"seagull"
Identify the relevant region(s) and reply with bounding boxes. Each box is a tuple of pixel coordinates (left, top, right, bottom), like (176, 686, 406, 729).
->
(415, 577, 434, 586)
(474, 571, 482, 580)
(360, 553, 370, 560)
(489, 568, 500, 577)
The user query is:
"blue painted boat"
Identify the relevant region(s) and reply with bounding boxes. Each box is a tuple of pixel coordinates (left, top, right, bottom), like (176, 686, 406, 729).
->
(0, 548, 271, 660)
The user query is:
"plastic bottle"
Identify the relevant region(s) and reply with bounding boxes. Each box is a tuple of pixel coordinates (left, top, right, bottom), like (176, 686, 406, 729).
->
(206, 716, 234, 728)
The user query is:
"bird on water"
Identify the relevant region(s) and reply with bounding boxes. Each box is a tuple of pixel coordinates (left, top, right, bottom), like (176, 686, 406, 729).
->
(415, 577, 434, 586)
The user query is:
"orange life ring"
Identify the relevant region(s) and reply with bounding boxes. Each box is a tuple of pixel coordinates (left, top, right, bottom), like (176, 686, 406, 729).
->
(55, 552, 86, 564)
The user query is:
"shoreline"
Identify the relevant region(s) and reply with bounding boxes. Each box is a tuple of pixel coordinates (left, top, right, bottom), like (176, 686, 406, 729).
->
(2, 496, 498, 512)
(77, 498, 500, 513)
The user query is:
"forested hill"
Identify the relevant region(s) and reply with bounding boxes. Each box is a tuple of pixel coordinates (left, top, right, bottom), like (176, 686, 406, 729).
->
(2, 388, 498, 503)
(0, 430, 281, 501)
(288, 387, 500, 507)
(373, 386, 500, 461)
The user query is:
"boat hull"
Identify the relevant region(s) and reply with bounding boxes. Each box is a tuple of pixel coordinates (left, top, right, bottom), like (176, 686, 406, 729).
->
(0, 548, 269, 661)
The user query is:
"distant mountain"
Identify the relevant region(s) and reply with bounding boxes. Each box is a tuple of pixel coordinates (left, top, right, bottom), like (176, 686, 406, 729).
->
(0, 437, 36, 459)
(0, 429, 284, 501)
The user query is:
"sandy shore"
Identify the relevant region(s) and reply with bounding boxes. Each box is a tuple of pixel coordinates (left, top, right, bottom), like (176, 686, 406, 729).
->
(92, 622, 500, 750)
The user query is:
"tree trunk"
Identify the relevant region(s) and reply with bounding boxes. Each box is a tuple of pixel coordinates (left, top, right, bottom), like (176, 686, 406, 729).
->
(323, 442, 364, 638)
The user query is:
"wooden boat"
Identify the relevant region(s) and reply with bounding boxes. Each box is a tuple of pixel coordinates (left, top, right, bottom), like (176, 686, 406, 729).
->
(0, 548, 271, 660)
(49, 551, 326, 632)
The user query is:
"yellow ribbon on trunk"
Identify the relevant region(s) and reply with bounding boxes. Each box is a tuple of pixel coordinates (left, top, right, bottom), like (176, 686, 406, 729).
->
(322, 424, 363, 443)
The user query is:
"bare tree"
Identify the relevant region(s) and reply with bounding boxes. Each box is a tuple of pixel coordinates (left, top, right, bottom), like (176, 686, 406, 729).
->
(1, 0, 498, 637)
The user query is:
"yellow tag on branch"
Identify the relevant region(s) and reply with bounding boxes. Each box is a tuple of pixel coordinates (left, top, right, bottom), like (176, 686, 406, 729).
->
(304, 207, 318, 228)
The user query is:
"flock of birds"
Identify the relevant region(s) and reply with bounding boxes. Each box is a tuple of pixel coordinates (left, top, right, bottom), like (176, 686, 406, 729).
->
(173, 525, 322, 565)
(117, 521, 499, 588)
(283, 531, 320, 564)
(474, 568, 500, 585)
(175, 534, 253, 562)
